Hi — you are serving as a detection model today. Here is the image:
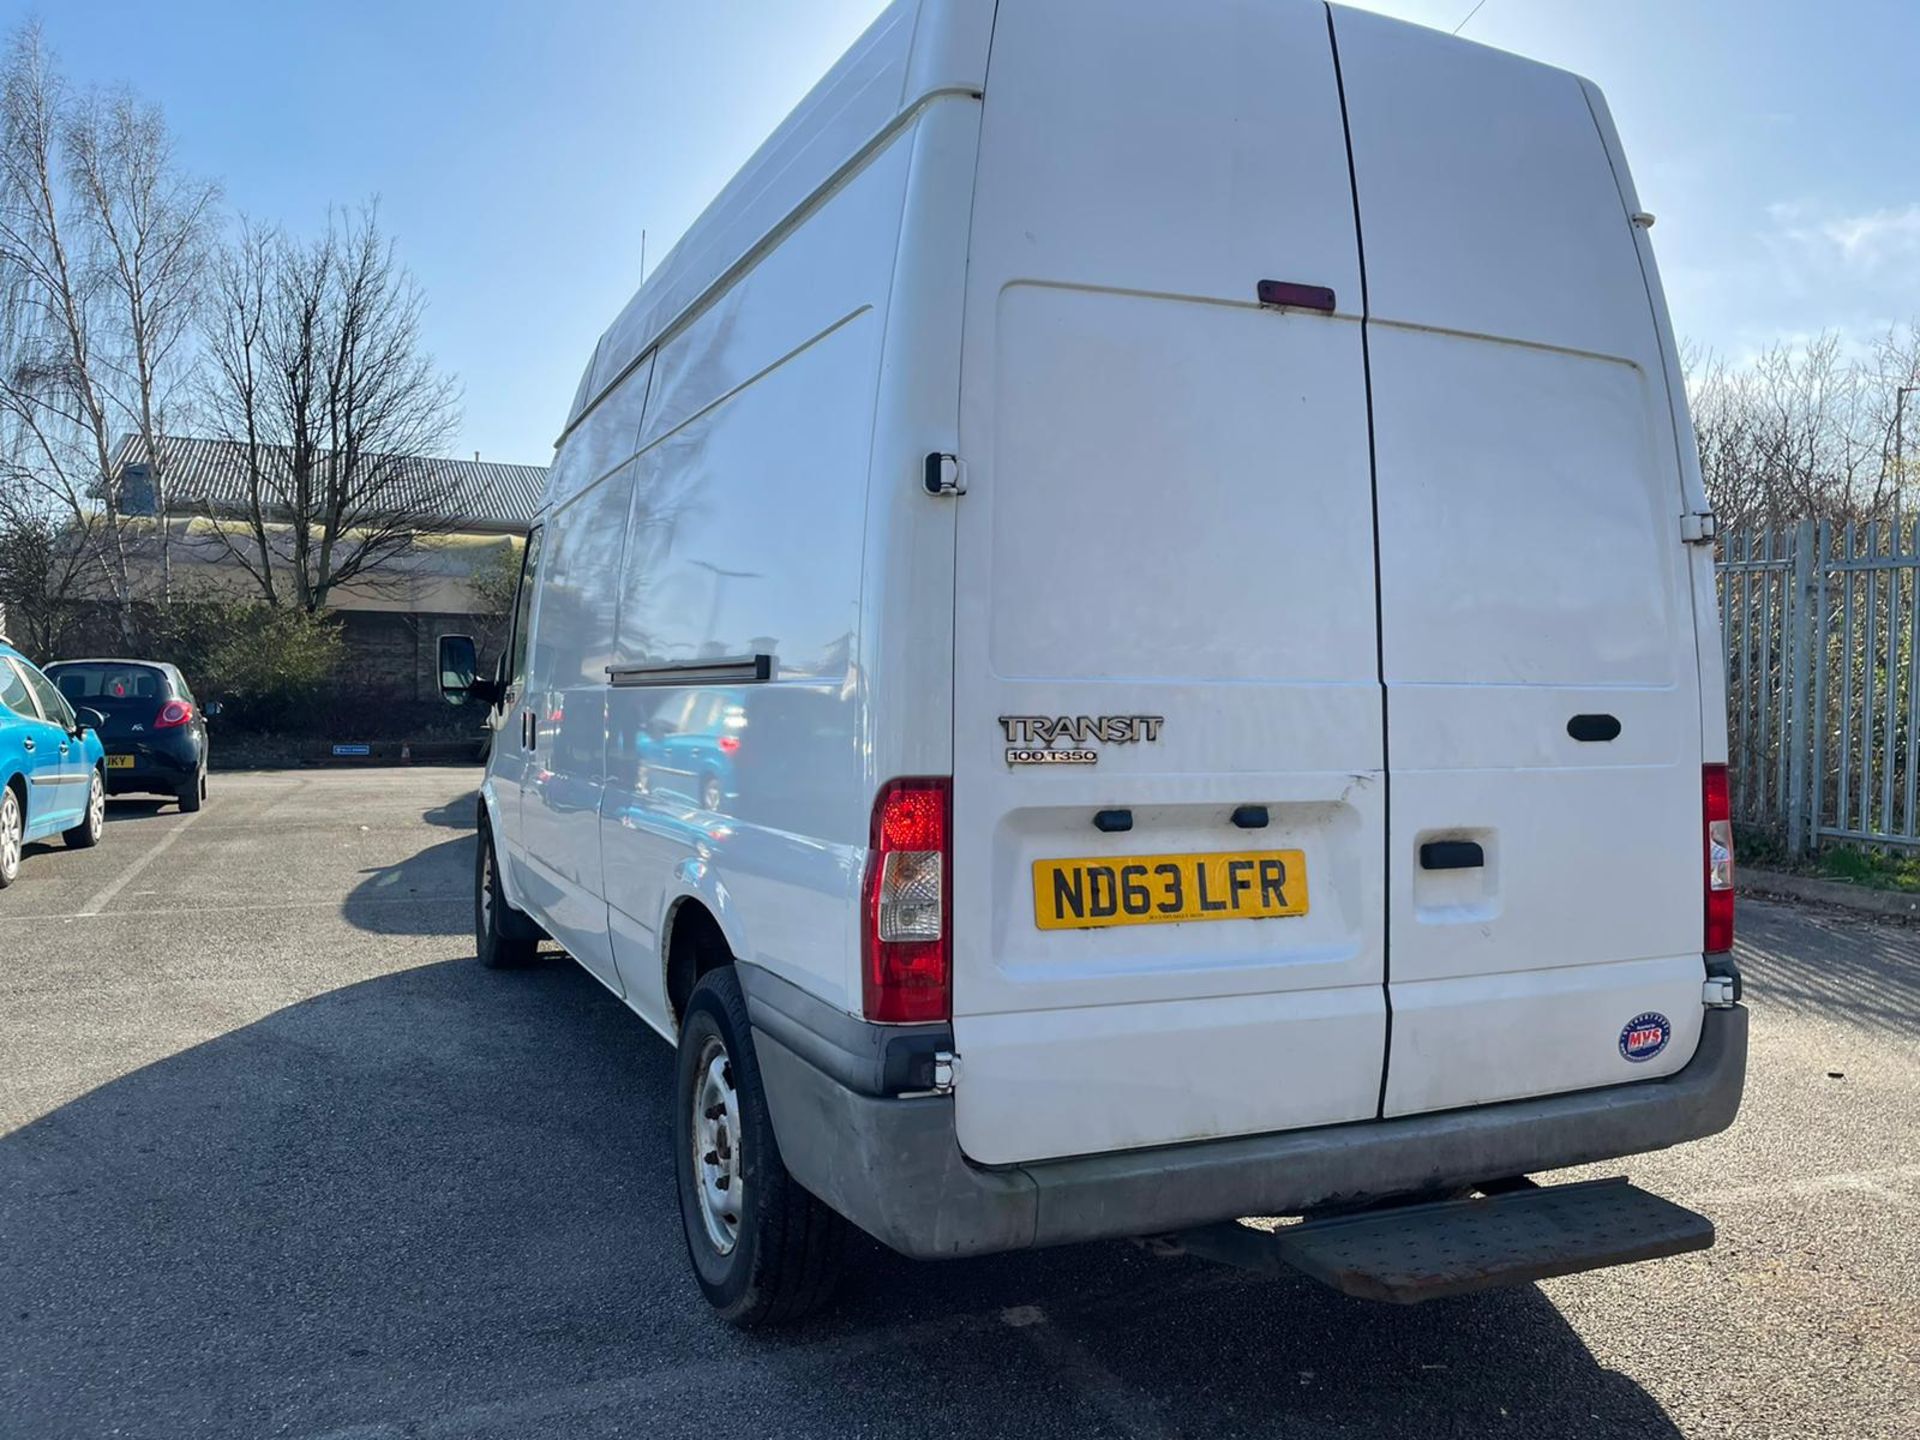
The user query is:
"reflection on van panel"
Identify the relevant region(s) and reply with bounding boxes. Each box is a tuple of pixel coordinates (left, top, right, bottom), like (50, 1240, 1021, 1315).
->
(464, 0, 1744, 1327)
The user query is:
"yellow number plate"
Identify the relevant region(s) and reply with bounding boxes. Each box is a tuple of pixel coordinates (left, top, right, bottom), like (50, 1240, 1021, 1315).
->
(1032, 849, 1308, 931)
(106, 754, 135, 770)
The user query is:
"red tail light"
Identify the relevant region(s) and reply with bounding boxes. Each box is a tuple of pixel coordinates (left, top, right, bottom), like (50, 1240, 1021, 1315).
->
(862, 777, 950, 1023)
(1704, 764, 1734, 954)
(716, 734, 741, 756)
(156, 699, 194, 729)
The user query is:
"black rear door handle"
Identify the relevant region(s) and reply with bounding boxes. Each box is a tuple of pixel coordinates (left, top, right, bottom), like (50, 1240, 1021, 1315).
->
(1420, 840, 1484, 870)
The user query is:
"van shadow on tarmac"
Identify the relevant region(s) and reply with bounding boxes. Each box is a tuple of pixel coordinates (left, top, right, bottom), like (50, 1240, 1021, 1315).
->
(421, 791, 479, 830)
(0, 950, 1685, 1439)
(344, 833, 475, 937)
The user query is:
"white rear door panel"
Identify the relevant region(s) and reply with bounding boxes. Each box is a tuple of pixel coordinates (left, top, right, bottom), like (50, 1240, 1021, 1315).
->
(1331, 6, 1708, 1113)
(952, 0, 1383, 1166)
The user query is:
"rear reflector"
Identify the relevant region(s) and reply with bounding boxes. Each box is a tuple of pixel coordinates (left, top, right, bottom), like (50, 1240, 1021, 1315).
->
(1704, 764, 1734, 954)
(863, 777, 950, 1024)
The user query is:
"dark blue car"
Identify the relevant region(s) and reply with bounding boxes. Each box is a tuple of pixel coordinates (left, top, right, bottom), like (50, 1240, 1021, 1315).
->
(0, 638, 108, 887)
(42, 659, 213, 812)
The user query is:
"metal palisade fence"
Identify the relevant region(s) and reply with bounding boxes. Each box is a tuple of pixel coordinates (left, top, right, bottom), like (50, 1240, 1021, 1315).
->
(1719, 519, 1920, 855)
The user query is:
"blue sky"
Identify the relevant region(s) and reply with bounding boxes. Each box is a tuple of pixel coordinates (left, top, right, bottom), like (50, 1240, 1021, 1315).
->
(13, 0, 1919, 467)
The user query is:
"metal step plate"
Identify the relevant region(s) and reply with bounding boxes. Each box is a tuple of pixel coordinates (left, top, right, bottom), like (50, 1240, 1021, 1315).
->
(1184, 1177, 1714, 1304)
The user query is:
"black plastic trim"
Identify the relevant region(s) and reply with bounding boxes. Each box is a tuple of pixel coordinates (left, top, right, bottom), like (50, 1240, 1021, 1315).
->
(607, 654, 773, 688)
(1568, 713, 1623, 742)
(738, 961, 950, 1098)
(1420, 840, 1485, 871)
(1705, 953, 1742, 1002)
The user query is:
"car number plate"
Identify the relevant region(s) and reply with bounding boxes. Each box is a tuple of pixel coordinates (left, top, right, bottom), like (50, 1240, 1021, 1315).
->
(1032, 848, 1308, 931)
(106, 754, 135, 769)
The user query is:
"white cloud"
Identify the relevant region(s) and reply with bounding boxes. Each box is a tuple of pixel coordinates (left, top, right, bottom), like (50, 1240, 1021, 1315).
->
(1769, 201, 1920, 275)
(1821, 204, 1920, 268)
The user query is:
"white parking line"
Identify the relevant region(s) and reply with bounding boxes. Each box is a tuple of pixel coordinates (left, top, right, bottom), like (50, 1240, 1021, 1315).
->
(75, 812, 201, 917)
(0, 893, 465, 925)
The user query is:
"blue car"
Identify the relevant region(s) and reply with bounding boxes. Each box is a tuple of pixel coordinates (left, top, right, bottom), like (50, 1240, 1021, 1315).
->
(0, 637, 108, 887)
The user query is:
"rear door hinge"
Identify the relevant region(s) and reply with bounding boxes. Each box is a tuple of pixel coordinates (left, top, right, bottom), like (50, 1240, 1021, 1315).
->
(932, 1049, 960, 1093)
(924, 452, 966, 496)
(1681, 511, 1719, 545)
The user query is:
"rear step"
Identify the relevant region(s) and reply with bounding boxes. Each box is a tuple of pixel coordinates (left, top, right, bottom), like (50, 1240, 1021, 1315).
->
(1177, 1177, 1713, 1304)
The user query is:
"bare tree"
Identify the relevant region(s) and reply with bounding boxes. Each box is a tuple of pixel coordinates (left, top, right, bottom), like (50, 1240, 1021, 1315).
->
(199, 205, 461, 611)
(0, 21, 217, 637)
(1690, 323, 1920, 531)
(0, 480, 91, 654)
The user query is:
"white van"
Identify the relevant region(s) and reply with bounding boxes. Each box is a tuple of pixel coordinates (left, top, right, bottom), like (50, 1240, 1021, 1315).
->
(448, 0, 1745, 1325)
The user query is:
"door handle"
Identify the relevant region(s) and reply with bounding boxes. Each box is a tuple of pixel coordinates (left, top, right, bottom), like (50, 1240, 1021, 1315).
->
(1420, 840, 1485, 870)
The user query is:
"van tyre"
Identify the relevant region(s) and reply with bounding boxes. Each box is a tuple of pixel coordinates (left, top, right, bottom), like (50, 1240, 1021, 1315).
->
(475, 823, 540, 968)
(64, 769, 105, 848)
(674, 966, 846, 1327)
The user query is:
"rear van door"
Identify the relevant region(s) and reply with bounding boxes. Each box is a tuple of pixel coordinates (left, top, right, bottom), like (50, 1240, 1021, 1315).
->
(1330, 8, 1710, 1114)
(950, 0, 1385, 1166)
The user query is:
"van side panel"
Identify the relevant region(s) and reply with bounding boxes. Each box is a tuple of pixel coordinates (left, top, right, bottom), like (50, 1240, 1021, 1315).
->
(597, 132, 917, 1023)
(951, 0, 1387, 1166)
(579, 2, 920, 428)
(521, 460, 636, 994)
(1329, 8, 1709, 1114)
(851, 97, 982, 1002)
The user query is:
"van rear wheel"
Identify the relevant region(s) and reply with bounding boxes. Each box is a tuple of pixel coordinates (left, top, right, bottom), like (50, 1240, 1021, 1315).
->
(674, 966, 846, 1326)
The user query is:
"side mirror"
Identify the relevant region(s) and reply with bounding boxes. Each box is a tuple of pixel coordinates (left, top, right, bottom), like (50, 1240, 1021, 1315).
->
(205, 700, 224, 718)
(439, 634, 479, 705)
(76, 706, 106, 733)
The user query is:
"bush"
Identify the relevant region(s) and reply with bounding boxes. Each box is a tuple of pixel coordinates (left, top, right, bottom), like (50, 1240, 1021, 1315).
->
(196, 605, 344, 730)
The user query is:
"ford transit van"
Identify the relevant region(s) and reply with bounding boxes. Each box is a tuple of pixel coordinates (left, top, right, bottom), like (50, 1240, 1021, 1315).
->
(450, 0, 1745, 1325)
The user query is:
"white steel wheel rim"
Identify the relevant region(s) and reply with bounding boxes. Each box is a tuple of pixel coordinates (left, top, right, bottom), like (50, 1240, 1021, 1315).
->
(87, 774, 104, 838)
(0, 790, 19, 877)
(691, 1036, 743, 1254)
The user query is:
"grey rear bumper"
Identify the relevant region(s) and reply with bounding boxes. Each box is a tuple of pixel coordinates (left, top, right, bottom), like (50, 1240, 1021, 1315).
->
(753, 1004, 1748, 1260)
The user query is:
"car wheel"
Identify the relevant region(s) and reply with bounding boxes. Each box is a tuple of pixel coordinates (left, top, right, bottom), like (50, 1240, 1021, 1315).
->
(700, 775, 724, 813)
(475, 821, 540, 968)
(674, 966, 847, 1327)
(178, 764, 205, 813)
(64, 769, 105, 849)
(0, 784, 22, 888)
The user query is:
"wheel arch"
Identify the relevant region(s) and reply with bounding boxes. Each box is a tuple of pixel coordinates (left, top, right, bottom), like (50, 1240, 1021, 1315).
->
(474, 783, 530, 914)
(662, 891, 744, 1035)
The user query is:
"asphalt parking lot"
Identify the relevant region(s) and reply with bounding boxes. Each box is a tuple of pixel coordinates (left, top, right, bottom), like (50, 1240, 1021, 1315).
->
(1, 769, 1915, 1439)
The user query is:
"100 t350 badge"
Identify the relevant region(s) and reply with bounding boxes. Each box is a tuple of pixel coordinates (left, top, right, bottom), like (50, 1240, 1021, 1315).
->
(999, 714, 1164, 766)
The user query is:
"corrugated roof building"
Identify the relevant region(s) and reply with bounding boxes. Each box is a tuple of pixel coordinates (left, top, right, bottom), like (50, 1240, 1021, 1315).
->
(92, 437, 547, 702)
(113, 435, 546, 532)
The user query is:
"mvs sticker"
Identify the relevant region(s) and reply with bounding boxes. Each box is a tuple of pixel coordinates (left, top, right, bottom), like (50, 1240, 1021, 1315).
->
(1618, 1012, 1672, 1063)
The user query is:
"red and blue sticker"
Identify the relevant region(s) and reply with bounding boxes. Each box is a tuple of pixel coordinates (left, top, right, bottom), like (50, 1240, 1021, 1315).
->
(1618, 1012, 1671, 1063)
